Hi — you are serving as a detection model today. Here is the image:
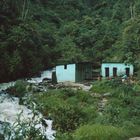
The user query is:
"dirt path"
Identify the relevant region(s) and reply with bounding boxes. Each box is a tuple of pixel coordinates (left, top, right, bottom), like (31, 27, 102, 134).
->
(56, 81, 92, 91)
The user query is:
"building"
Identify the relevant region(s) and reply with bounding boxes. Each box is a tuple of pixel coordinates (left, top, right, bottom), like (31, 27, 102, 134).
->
(56, 62, 99, 82)
(101, 63, 134, 77)
(56, 64, 75, 82)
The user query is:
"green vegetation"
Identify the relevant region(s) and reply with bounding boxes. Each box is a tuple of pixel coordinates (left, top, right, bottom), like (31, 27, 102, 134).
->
(6, 80, 27, 97)
(73, 124, 128, 140)
(2, 111, 47, 140)
(90, 79, 115, 93)
(91, 78, 134, 94)
(1, 0, 140, 82)
(2, 80, 140, 140)
(32, 89, 97, 132)
(1, 0, 140, 139)
(30, 81, 140, 140)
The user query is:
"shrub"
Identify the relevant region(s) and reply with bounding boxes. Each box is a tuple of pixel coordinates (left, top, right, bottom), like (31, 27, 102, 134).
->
(0, 134, 4, 140)
(91, 79, 136, 99)
(2, 113, 48, 140)
(73, 124, 128, 140)
(90, 80, 113, 94)
(56, 132, 73, 140)
(133, 83, 140, 93)
(108, 77, 122, 87)
(82, 105, 97, 123)
(15, 80, 27, 92)
(32, 89, 97, 132)
(6, 80, 27, 97)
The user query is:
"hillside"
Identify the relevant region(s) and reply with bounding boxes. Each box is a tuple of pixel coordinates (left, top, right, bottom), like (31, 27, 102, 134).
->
(1, 0, 140, 82)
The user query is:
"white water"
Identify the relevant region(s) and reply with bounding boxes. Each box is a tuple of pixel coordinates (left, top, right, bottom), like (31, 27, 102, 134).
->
(0, 69, 53, 92)
(0, 68, 56, 139)
(0, 82, 15, 92)
(0, 93, 55, 140)
(27, 69, 53, 83)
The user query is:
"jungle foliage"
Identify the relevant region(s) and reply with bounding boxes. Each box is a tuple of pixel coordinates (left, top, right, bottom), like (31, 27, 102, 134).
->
(1, 0, 140, 82)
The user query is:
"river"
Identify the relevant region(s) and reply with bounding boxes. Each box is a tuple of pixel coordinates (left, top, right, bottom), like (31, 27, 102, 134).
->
(0, 68, 53, 92)
(0, 69, 55, 140)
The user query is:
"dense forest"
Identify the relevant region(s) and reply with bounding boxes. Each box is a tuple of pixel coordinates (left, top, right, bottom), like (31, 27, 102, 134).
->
(1, 0, 140, 82)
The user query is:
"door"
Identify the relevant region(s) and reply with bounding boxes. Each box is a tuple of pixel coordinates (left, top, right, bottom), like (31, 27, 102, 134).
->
(105, 67, 109, 77)
(113, 67, 117, 77)
(126, 68, 130, 77)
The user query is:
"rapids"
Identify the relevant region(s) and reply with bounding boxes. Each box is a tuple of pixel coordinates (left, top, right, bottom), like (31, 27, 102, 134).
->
(0, 93, 55, 140)
(0, 68, 56, 139)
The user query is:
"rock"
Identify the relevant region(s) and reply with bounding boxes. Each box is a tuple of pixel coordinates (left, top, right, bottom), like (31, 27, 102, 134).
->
(27, 84, 48, 93)
(90, 93, 102, 98)
(55, 82, 92, 91)
(103, 92, 111, 97)
(98, 112, 103, 116)
(82, 85, 92, 91)
(129, 138, 140, 140)
(27, 81, 92, 92)
(98, 98, 108, 111)
(42, 77, 51, 81)
(35, 85, 48, 92)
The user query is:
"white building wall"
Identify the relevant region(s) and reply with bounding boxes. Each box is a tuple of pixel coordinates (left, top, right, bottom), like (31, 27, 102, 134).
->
(101, 63, 134, 77)
(56, 64, 76, 82)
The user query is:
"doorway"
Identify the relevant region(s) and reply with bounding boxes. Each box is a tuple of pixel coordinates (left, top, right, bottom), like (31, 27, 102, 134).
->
(113, 67, 117, 77)
(126, 68, 130, 77)
(105, 67, 109, 77)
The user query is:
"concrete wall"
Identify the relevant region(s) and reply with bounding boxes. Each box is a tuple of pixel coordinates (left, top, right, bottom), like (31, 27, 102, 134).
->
(56, 64, 76, 82)
(101, 63, 134, 77)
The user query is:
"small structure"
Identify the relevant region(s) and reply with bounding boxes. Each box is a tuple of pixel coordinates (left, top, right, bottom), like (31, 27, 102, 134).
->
(56, 63, 98, 82)
(101, 63, 134, 77)
(56, 64, 75, 82)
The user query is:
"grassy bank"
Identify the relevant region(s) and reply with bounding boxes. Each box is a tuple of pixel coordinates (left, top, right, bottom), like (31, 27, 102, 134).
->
(30, 79, 140, 140)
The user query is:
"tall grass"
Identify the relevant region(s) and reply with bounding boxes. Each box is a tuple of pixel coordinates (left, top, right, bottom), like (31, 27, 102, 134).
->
(73, 124, 128, 140)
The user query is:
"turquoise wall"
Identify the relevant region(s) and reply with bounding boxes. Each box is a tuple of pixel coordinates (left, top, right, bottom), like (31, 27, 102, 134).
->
(101, 63, 134, 77)
(56, 64, 76, 82)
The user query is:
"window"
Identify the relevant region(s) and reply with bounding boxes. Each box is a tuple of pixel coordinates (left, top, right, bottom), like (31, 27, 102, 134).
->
(64, 65, 67, 69)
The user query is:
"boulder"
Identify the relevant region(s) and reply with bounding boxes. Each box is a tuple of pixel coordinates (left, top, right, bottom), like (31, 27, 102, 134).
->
(129, 138, 140, 140)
